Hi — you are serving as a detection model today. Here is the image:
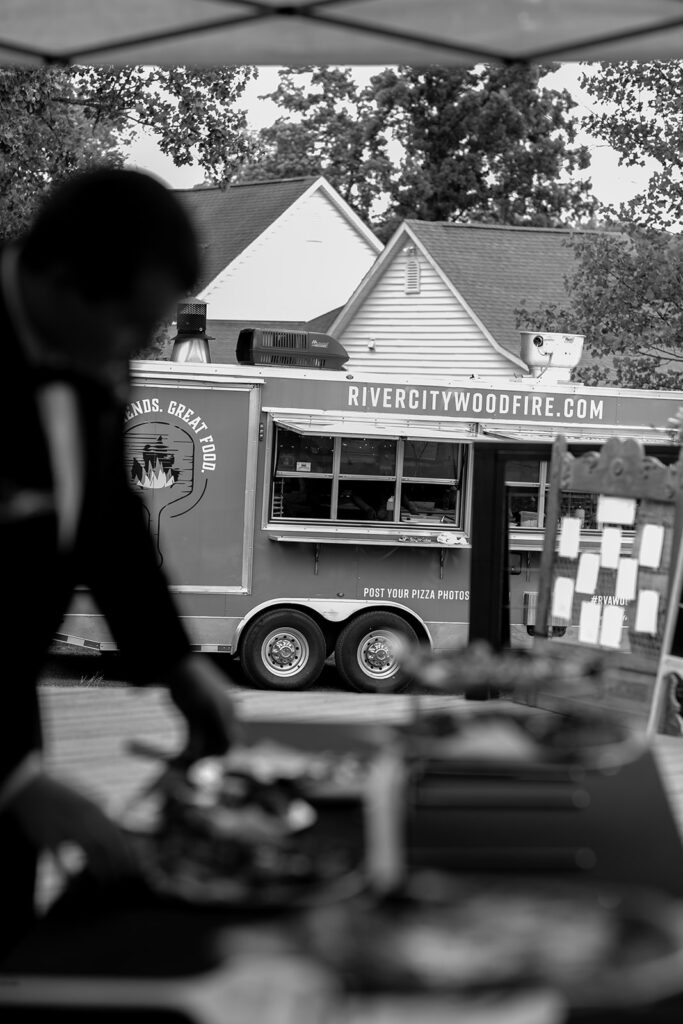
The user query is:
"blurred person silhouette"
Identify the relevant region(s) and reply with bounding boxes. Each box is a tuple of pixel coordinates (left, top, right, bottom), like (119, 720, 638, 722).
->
(0, 168, 239, 959)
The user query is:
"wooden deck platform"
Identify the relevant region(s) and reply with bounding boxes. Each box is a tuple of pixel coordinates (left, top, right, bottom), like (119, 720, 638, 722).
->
(36, 686, 683, 824)
(38, 687, 474, 817)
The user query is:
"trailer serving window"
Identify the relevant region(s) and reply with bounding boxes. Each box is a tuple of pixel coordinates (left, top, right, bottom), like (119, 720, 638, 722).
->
(505, 445, 679, 534)
(271, 427, 465, 529)
(506, 457, 546, 529)
(506, 457, 618, 531)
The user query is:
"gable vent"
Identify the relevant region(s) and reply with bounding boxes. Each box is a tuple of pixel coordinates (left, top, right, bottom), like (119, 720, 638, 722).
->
(404, 254, 421, 295)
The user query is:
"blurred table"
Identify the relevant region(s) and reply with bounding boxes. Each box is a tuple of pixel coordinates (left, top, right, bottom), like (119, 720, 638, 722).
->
(0, 876, 334, 1023)
(3, 869, 683, 1024)
(3, 718, 683, 1023)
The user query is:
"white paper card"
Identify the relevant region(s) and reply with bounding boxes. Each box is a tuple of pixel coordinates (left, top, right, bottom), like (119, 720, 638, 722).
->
(599, 604, 624, 648)
(597, 495, 636, 526)
(615, 557, 638, 602)
(579, 601, 601, 645)
(558, 516, 581, 559)
(575, 553, 600, 594)
(600, 526, 622, 569)
(639, 524, 664, 569)
(551, 576, 574, 623)
(635, 590, 660, 635)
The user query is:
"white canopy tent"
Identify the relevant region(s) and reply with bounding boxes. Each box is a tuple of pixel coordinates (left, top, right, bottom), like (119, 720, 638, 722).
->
(1, 0, 682, 67)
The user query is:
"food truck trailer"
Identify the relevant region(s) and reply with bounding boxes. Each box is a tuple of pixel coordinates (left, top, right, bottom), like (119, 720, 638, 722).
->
(57, 344, 683, 692)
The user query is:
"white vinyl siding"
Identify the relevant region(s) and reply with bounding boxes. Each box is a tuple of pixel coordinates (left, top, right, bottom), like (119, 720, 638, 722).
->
(338, 249, 518, 377)
(200, 189, 378, 322)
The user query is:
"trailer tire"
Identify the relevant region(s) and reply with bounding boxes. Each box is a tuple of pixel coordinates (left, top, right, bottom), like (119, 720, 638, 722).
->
(334, 612, 418, 693)
(240, 610, 326, 691)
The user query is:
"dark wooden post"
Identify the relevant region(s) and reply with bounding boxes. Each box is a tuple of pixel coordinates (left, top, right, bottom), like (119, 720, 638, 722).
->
(469, 441, 510, 650)
(534, 436, 567, 639)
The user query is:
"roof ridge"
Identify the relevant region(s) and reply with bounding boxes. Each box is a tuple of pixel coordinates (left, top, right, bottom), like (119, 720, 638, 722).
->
(174, 175, 320, 194)
(406, 219, 596, 236)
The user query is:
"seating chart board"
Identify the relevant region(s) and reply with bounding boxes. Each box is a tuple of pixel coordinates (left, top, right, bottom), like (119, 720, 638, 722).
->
(531, 437, 683, 733)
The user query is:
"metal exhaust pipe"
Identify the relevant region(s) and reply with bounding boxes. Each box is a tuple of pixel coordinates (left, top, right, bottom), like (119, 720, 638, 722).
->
(170, 299, 211, 363)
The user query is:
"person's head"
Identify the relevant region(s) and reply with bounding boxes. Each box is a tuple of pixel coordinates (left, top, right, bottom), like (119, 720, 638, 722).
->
(19, 167, 199, 383)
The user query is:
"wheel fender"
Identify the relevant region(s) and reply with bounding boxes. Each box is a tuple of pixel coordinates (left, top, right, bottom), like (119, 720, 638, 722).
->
(234, 599, 432, 652)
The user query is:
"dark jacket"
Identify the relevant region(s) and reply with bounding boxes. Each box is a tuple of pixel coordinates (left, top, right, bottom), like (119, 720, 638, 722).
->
(0, 264, 191, 952)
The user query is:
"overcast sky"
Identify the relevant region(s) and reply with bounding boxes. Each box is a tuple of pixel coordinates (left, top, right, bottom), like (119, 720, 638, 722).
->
(125, 63, 654, 208)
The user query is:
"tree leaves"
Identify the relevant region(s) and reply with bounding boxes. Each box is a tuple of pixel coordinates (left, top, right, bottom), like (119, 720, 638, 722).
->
(0, 66, 258, 357)
(516, 224, 683, 390)
(235, 67, 395, 224)
(0, 68, 120, 241)
(237, 65, 596, 240)
(516, 61, 683, 390)
(0, 66, 257, 243)
(580, 60, 683, 228)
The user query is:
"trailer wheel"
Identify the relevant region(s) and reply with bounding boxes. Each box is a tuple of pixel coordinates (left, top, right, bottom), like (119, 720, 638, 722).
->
(334, 612, 418, 693)
(240, 610, 326, 690)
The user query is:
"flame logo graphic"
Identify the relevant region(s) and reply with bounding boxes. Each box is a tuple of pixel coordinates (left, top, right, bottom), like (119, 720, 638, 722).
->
(126, 423, 197, 568)
(131, 436, 180, 490)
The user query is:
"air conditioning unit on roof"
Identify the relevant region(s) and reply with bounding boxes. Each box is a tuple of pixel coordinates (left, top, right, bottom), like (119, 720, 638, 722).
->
(236, 328, 348, 370)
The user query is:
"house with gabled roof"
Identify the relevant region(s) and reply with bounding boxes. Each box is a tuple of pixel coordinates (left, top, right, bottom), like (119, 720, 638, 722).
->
(330, 220, 581, 379)
(176, 175, 382, 363)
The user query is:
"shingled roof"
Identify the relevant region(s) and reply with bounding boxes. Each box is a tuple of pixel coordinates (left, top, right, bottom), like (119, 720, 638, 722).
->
(177, 176, 320, 293)
(406, 221, 582, 358)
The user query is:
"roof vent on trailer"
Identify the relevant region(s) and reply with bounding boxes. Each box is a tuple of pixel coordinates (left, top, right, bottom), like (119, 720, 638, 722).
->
(170, 299, 211, 364)
(236, 328, 348, 370)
